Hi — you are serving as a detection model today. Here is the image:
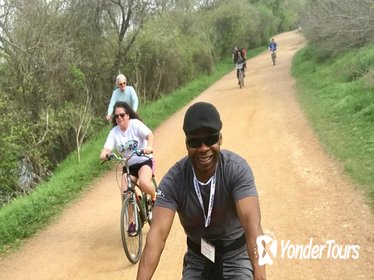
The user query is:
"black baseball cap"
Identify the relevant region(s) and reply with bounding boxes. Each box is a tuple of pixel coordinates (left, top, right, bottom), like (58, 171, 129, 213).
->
(183, 102, 222, 134)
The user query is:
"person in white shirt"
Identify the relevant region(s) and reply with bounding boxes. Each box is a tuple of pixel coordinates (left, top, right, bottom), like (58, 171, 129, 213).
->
(100, 101, 155, 236)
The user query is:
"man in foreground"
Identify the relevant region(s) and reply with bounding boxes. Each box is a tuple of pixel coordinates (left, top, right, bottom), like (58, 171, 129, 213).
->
(137, 102, 266, 280)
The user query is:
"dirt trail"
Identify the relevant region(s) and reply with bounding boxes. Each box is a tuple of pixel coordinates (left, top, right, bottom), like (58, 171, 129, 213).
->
(0, 31, 373, 280)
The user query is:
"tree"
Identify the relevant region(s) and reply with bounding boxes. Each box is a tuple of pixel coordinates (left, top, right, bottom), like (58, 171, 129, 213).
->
(101, 0, 150, 75)
(0, 0, 100, 194)
(300, 0, 374, 55)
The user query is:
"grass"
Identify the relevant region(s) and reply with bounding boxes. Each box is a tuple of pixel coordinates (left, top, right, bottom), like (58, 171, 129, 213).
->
(292, 44, 374, 207)
(0, 47, 265, 256)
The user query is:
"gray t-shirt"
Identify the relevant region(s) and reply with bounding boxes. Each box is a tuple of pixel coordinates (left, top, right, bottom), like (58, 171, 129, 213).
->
(156, 149, 258, 246)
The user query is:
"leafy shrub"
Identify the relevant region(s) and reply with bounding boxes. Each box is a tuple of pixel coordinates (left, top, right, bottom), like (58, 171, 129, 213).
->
(336, 45, 374, 82)
(362, 69, 374, 89)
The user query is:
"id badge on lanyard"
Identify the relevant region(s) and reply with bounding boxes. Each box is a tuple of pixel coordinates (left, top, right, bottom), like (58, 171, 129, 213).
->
(192, 168, 218, 263)
(192, 170, 216, 228)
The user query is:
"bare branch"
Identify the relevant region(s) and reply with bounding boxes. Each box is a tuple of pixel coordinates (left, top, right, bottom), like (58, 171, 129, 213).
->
(34, 107, 50, 147)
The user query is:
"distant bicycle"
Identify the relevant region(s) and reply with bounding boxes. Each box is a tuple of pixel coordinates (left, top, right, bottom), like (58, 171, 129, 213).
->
(236, 62, 245, 88)
(268, 38, 278, 66)
(103, 140, 157, 264)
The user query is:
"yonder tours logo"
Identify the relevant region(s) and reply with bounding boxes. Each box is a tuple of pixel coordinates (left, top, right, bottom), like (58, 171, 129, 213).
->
(256, 233, 360, 265)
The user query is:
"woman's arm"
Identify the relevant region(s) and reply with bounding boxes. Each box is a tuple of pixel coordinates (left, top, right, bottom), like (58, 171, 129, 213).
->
(99, 147, 111, 161)
(145, 132, 154, 154)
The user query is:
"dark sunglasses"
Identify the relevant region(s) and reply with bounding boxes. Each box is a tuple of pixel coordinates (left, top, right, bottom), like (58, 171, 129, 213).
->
(114, 113, 126, 119)
(118, 82, 126, 86)
(186, 133, 220, 148)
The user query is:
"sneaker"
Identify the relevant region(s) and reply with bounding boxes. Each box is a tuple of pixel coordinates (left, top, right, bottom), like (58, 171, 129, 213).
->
(128, 222, 137, 237)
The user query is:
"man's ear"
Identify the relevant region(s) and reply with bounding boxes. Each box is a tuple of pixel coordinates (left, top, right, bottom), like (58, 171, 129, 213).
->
(219, 133, 222, 145)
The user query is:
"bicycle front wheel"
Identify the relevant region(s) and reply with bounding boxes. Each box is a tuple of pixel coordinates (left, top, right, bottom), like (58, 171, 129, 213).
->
(271, 53, 276, 65)
(239, 70, 244, 88)
(120, 195, 143, 264)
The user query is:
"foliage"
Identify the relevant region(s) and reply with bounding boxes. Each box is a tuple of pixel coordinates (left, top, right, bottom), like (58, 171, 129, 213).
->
(125, 13, 215, 102)
(0, 0, 104, 203)
(292, 44, 374, 206)
(0, 0, 301, 205)
(299, 0, 374, 56)
(0, 57, 235, 256)
(0, 93, 20, 202)
(335, 46, 374, 83)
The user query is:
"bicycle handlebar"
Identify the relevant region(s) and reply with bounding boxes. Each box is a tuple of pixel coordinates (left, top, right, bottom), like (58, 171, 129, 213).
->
(102, 149, 152, 164)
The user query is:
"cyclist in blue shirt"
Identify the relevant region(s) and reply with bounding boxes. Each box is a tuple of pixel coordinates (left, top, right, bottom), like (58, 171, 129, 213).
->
(268, 38, 278, 65)
(268, 38, 277, 52)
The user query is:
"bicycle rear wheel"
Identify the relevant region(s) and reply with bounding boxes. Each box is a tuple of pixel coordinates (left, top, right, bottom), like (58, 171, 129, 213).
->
(121, 195, 142, 264)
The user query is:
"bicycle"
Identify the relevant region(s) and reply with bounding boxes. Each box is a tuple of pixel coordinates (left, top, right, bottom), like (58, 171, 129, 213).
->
(238, 68, 244, 88)
(271, 50, 276, 66)
(236, 62, 245, 88)
(103, 140, 157, 264)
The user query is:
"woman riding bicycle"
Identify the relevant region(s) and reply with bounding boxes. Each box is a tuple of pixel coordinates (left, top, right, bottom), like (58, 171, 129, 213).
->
(99, 101, 156, 235)
(235, 50, 246, 85)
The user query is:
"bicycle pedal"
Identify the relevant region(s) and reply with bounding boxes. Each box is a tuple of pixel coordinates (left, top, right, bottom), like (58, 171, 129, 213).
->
(128, 231, 139, 237)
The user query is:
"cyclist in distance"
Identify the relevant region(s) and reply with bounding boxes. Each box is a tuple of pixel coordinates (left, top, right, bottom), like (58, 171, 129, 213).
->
(100, 101, 155, 235)
(235, 50, 246, 85)
(105, 74, 139, 121)
(137, 102, 266, 280)
(268, 38, 277, 52)
(268, 38, 277, 55)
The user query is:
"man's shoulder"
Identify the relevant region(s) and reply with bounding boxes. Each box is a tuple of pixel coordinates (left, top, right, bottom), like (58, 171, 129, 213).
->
(220, 149, 246, 162)
(163, 156, 189, 180)
(171, 156, 190, 173)
(160, 156, 190, 188)
(219, 149, 251, 174)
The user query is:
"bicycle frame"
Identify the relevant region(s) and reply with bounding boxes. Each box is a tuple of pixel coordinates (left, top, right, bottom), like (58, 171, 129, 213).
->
(235, 60, 245, 88)
(122, 169, 148, 225)
(238, 68, 244, 88)
(104, 150, 157, 264)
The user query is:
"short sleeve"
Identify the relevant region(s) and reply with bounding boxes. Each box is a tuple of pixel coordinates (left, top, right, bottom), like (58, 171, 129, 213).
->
(222, 150, 258, 202)
(103, 128, 116, 151)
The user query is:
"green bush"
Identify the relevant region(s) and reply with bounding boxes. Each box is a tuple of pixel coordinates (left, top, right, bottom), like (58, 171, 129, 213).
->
(293, 44, 374, 206)
(336, 46, 374, 82)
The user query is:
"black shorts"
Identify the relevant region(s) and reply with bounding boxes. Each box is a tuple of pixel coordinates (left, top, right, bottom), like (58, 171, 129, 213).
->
(123, 158, 154, 178)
